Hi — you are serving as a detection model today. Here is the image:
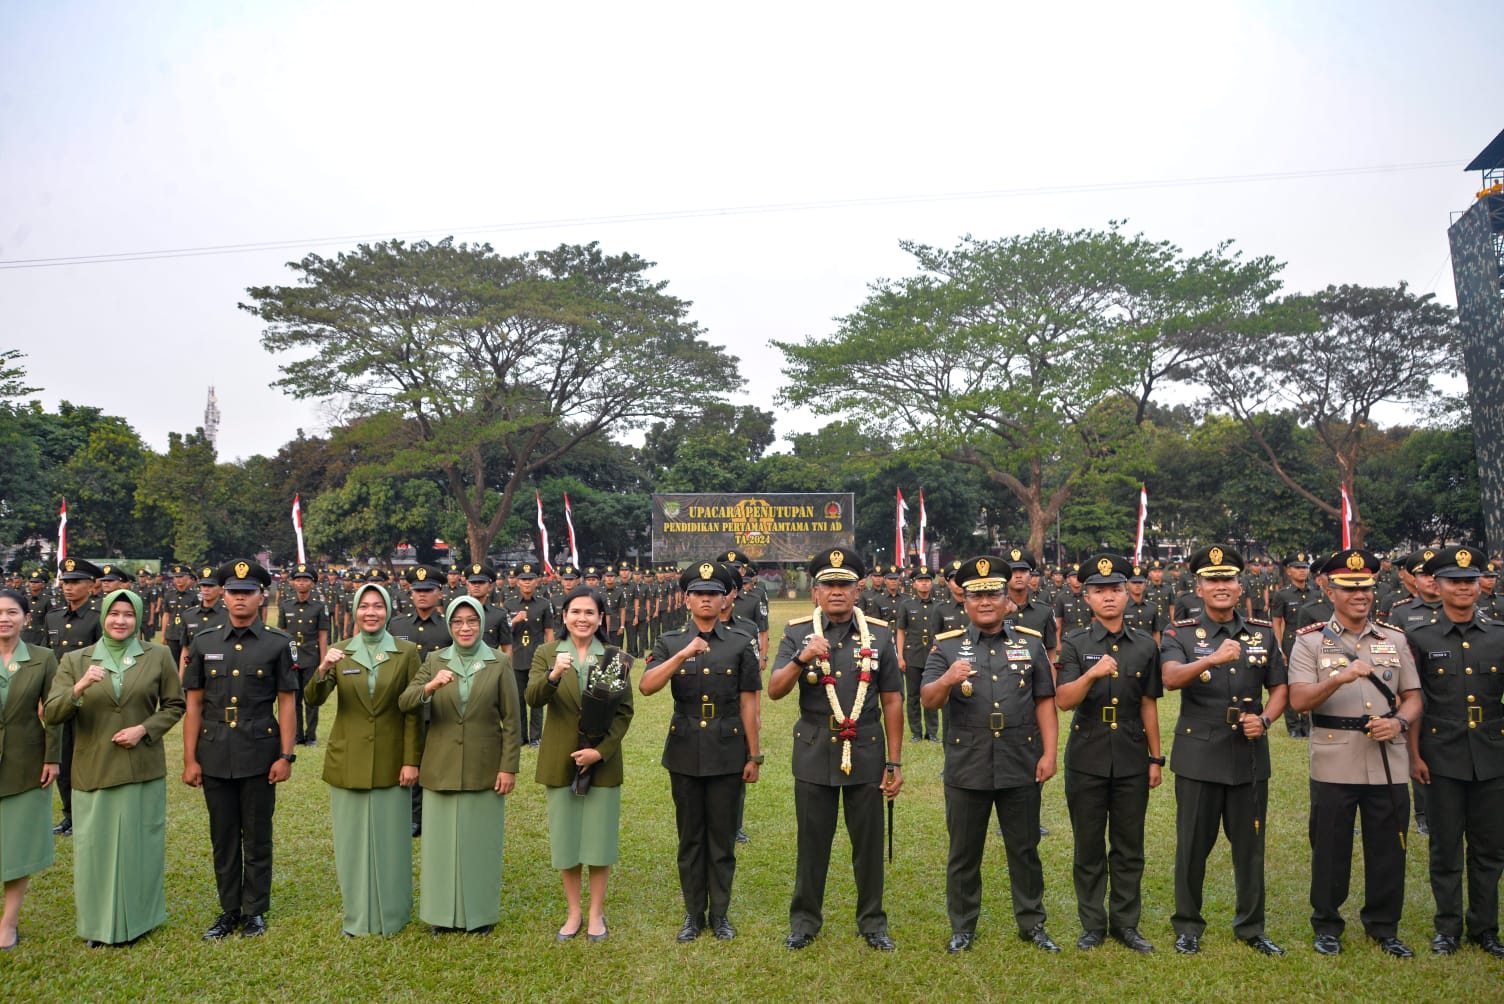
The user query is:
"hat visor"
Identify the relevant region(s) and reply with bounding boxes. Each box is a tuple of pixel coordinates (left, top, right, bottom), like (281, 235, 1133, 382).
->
(684, 582, 727, 594)
(962, 577, 1007, 592)
(1327, 573, 1377, 588)
(1433, 567, 1483, 579)
(1082, 574, 1127, 586)
(1196, 565, 1242, 577)
(814, 570, 860, 583)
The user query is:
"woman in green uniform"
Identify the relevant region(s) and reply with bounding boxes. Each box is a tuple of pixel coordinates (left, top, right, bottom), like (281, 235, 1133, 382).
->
(526, 586, 634, 942)
(307, 582, 420, 935)
(0, 589, 61, 949)
(399, 596, 521, 934)
(44, 589, 184, 947)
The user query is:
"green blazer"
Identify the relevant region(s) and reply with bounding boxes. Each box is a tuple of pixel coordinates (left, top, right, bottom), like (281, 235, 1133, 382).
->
(44, 643, 185, 791)
(305, 638, 421, 789)
(525, 641, 634, 788)
(0, 644, 63, 798)
(399, 651, 521, 791)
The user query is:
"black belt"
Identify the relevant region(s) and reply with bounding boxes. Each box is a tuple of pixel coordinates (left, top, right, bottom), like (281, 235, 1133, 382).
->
(1075, 706, 1142, 727)
(1311, 713, 1378, 732)
(1181, 708, 1254, 727)
(676, 701, 728, 719)
(1429, 709, 1504, 726)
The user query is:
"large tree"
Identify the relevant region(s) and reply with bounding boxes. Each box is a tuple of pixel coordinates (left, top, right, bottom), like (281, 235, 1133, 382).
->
(245, 238, 740, 560)
(777, 227, 1267, 555)
(1200, 282, 1458, 545)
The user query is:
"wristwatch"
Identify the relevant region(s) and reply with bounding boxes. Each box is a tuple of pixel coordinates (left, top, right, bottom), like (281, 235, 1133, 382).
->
(748, 754, 765, 765)
(1396, 714, 1410, 733)
(1258, 716, 1271, 731)
(279, 753, 297, 764)
(1147, 755, 1166, 767)
(791, 654, 810, 670)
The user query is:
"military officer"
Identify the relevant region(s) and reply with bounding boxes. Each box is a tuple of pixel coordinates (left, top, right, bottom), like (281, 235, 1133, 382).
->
(1144, 559, 1177, 626)
(604, 563, 630, 650)
(1004, 548, 1059, 662)
(1055, 553, 1163, 953)
(1405, 545, 1504, 957)
(179, 565, 229, 671)
(44, 557, 104, 835)
(921, 556, 1058, 954)
(770, 548, 904, 951)
(1123, 564, 1164, 642)
(504, 562, 554, 747)
(278, 563, 329, 747)
(727, 552, 770, 661)
(1055, 565, 1092, 640)
(390, 564, 451, 837)
(1287, 548, 1419, 957)
(640, 561, 762, 942)
(1270, 553, 1319, 738)
(1478, 561, 1501, 619)
(462, 562, 514, 654)
(931, 560, 968, 636)
(1160, 544, 1288, 956)
(22, 567, 53, 646)
(896, 566, 941, 742)
(181, 560, 299, 939)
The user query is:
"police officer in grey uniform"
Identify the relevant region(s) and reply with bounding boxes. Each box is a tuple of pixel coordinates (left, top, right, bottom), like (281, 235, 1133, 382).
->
(1160, 544, 1287, 956)
(641, 561, 762, 942)
(922, 555, 1058, 954)
(770, 548, 904, 951)
(181, 560, 299, 939)
(1288, 548, 1419, 957)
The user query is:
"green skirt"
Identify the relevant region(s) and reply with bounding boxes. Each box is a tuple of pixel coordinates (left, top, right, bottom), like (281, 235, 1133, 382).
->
(330, 785, 412, 935)
(73, 779, 167, 944)
(0, 785, 53, 882)
(546, 784, 622, 869)
(419, 788, 506, 929)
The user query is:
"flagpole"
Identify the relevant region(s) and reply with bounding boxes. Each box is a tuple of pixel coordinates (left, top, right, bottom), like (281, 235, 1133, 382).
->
(895, 488, 907, 567)
(56, 498, 67, 572)
(917, 490, 928, 566)
(536, 490, 555, 573)
(292, 494, 307, 564)
(1340, 487, 1352, 548)
(564, 493, 580, 568)
(1135, 485, 1148, 564)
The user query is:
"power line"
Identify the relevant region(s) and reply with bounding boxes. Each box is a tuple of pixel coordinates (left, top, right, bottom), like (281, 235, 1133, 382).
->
(0, 159, 1460, 271)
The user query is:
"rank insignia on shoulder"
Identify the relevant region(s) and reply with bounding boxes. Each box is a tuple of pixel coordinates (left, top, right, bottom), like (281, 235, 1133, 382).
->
(1173, 618, 1198, 627)
(1013, 625, 1042, 638)
(1376, 620, 1403, 632)
(1247, 618, 1272, 628)
(934, 629, 966, 641)
(864, 617, 889, 627)
(1296, 622, 1325, 635)
(786, 615, 814, 626)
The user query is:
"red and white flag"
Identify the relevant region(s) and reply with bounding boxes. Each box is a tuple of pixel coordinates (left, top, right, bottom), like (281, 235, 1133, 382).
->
(292, 494, 307, 564)
(535, 490, 555, 573)
(1134, 485, 1148, 564)
(1340, 486, 1353, 549)
(56, 498, 67, 571)
(563, 493, 580, 568)
(895, 488, 908, 568)
(917, 490, 928, 565)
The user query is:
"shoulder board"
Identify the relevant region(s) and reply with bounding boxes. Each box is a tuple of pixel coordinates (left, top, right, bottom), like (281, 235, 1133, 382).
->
(1296, 622, 1325, 635)
(1246, 618, 1272, 628)
(1063, 627, 1089, 641)
(1375, 620, 1406, 634)
(934, 629, 966, 641)
(264, 625, 292, 639)
(1013, 625, 1042, 638)
(1390, 597, 1414, 609)
(1173, 618, 1198, 627)
(786, 615, 813, 626)
(1127, 626, 1156, 642)
(864, 617, 889, 627)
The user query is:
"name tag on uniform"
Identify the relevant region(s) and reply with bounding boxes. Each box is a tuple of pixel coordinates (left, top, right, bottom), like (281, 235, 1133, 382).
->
(1193, 643, 1212, 656)
(341, 668, 362, 675)
(1082, 653, 1102, 664)
(1429, 651, 1450, 660)
(205, 653, 224, 662)
(1369, 642, 1397, 655)
(1245, 646, 1266, 656)
(392, 634, 410, 641)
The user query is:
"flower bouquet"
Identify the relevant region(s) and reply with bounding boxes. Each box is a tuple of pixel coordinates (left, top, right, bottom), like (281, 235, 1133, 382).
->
(571, 646, 633, 796)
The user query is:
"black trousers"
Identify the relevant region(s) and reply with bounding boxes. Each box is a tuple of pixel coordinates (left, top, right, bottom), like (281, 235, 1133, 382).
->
(1066, 769, 1149, 931)
(1427, 774, 1504, 939)
(1308, 780, 1408, 939)
(945, 782, 1045, 936)
(790, 779, 886, 937)
(903, 659, 937, 738)
(202, 773, 277, 916)
(57, 722, 74, 817)
(514, 668, 542, 742)
(1172, 774, 1268, 939)
(670, 771, 742, 919)
(294, 667, 318, 742)
(411, 705, 429, 827)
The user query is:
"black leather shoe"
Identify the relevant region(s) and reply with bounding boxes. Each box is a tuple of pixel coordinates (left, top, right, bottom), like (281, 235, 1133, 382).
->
(1173, 933, 1200, 955)
(1111, 926, 1154, 953)
(1313, 933, 1342, 955)
(946, 932, 974, 953)
(910, 734, 925, 743)
(1415, 818, 1430, 836)
(1431, 933, 1460, 955)
(1077, 929, 1105, 950)
(240, 915, 266, 938)
(734, 829, 750, 844)
(785, 931, 815, 950)
(1371, 936, 1413, 958)
(1039, 825, 1050, 836)
(863, 931, 896, 951)
(203, 911, 242, 941)
(926, 734, 940, 743)
(1020, 924, 1059, 952)
(709, 915, 735, 941)
(677, 914, 704, 943)
(412, 824, 421, 838)
(1245, 934, 1286, 956)
(303, 738, 318, 747)
(1472, 933, 1504, 958)
(52, 818, 71, 836)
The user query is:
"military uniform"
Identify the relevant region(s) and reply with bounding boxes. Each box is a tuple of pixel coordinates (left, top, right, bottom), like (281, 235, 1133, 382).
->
(1405, 546, 1504, 955)
(646, 563, 762, 939)
(279, 564, 330, 746)
(774, 549, 902, 948)
(1055, 585, 1092, 636)
(1160, 545, 1287, 954)
(22, 568, 53, 646)
(183, 562, 298, 936)
(1057, 556, 1163, 946)
(1293, 550, 1419, 955)
(1270, 554, 1318, 737)
(896, 582, 940, 740)
(504, 564, 555, 745)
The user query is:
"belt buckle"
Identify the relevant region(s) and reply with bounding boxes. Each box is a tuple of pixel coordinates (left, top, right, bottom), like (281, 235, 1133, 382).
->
(1225, 706, 1242, 726)
(829, 715, 842, 731)
(1101, 706, 1116, 724)
(1469, 706, 1483, 725)
(222, 706, 237, 724)
(989, 712, 1006, 731)
(701, 702, 715, 720)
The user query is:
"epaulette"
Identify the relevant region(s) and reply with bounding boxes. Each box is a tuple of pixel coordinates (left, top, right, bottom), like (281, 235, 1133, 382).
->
(1063, 626, 1089, 640)
(264, 624, 292, 638)
(1173, 618, 1198, 627)
(934, 629, 966, 641)
(1376, 620, 1405, 633)
(1390, 597, 1415, 610)
(1296, 622, 1325, 636)
(786, 615, 813, 626)
(1013, 625, 1042, 638)
(864, 617, 889, 627)
(1246, 617, 1272, 628)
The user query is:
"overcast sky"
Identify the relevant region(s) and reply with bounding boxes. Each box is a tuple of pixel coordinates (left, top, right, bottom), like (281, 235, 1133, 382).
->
(3, 1, 1497, 462)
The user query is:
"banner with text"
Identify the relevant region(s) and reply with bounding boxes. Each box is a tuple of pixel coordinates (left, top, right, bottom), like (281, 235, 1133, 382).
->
(652, 493, 856, 564)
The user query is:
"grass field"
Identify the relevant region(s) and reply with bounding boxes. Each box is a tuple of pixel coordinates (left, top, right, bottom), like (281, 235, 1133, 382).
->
(8, 598, 1502, 1002)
